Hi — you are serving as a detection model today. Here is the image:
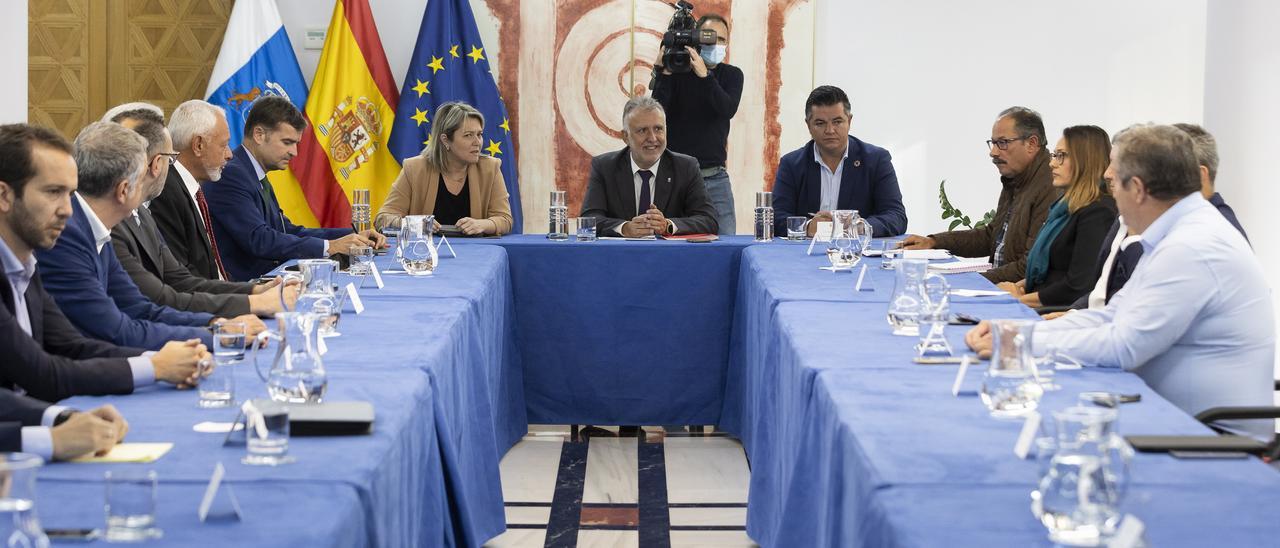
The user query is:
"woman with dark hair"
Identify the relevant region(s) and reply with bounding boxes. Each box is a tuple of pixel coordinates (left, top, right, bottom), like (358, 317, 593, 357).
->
(999, 125, 1117, 307)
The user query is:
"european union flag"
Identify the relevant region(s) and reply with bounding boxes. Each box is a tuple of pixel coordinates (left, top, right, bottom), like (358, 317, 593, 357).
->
(388, 0, 523, 232)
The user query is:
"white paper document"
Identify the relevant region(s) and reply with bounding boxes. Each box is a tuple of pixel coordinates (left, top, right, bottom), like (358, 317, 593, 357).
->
(949, 289, 1008, 297)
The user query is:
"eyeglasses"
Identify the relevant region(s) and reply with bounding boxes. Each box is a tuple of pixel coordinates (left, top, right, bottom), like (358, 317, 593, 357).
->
(986, 136, 1030, 151)
(1049, 151, 1069, 162)
(156, 152, 180, 165)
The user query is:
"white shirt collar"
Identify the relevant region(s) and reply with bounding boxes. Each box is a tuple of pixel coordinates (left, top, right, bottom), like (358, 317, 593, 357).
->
(245, 147, 267, 182)
(629, 151, 662, 177)
(174, 159, 201, 199)
(74, 192, 114, 254)
(1139, 193, 1208, 253)
(0, 233, 35, 286)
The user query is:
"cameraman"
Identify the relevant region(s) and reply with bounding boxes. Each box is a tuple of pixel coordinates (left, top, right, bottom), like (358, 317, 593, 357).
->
(649, 14, 743, 235)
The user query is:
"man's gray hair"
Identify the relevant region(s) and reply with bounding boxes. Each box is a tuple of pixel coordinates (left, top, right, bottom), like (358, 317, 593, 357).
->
(1111, 123, 1201, 201)
(102, 102, 164, 123)
(997, 106, 1047, 149)
(622, 96, 665, 128)
(168, 100, 226, 151)
(73, 122, 147, 199)
(129, 119, 168, 157)
(1172, 123, 1219, 183)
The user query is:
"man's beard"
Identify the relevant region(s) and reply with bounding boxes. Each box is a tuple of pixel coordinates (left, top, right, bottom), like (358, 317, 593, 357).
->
(204, 158, 224, 182)
(10, 199, 58, 250)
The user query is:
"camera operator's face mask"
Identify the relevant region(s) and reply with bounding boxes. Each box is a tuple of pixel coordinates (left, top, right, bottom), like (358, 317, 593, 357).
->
(700, 45, 726, 66)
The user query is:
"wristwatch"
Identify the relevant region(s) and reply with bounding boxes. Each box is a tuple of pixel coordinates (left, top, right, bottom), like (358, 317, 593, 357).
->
(53, 409, 76, 427)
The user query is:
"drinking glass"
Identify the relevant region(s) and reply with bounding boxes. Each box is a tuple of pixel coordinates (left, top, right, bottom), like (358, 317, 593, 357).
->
(242, 400, 294, 466)
(880, 242, 903, 270)
(574, 217, 597, 242)
(104, 470, 161, 541)
(0, 453, 48, 546)
(348, 244, 374, 277)
(786, 216, 808, 240)
(199, 322, 244, 408)
(915, 275, 952, 356)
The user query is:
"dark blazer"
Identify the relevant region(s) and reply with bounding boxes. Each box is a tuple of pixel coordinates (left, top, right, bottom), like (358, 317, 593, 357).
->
(149, 163, 221, 281)
(111, 206, 253, 317)
(34, 198, 214, 350)
(0, 389, 57, 451)
(0, 265, 139, 402)
(772, 136, 908, 237)
(203, 146, 351, 281)
(579, 148, 719, 235)
(1027, 196, 1117, 306)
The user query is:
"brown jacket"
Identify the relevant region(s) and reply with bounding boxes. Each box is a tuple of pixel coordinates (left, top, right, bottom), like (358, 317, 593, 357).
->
(374, 154, 513, 234)
(930, 150, 1057, 283)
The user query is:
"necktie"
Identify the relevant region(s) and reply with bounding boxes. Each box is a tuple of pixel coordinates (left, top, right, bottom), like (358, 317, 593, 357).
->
(1104, 244, 1144, 304)
(637, 169, 653, 217)
(194, 189, 231, 280)
(259, 176, 286, 229)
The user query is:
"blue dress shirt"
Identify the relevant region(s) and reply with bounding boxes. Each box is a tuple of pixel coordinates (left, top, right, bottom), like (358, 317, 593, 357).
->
(1034, 193, 1275, 439)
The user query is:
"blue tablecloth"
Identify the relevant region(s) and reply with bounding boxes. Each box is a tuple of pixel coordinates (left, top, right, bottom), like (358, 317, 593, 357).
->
(461, 235, 754, 424)
(40, 245, 525, 547)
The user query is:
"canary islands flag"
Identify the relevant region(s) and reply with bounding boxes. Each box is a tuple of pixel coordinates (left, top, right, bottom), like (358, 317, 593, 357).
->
(205, 0, 308, 151)
(387, 0, 523, 232)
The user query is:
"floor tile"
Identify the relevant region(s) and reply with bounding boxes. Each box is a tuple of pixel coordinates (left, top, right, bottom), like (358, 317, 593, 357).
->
(668, 506, 747, 527)
(576, 529, 639, 548)
(500, 438, 564, 503)
(583, 438, 638, 504)
(664, 438, 750, 504)
(505, 505, 551, 526)
(669, 530, 758, 547)
(483, 527, 547, 547)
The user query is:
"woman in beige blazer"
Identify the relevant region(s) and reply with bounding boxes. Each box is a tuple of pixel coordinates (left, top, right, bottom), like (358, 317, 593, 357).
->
(375, 102, 513, 235)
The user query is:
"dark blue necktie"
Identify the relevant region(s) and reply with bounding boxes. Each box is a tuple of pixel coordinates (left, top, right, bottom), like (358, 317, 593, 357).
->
(1105, 243, 1144, 304)
(637, 169, 653, 216)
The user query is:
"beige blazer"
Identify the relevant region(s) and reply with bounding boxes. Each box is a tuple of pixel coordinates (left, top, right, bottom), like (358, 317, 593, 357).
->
(375, 154, 513, 234)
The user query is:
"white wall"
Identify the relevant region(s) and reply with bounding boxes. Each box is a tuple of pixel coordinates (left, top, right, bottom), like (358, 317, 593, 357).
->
(815, 0, 1207, 237)
(1204, 0, 1280, 376)
(0, 0, 27, 123)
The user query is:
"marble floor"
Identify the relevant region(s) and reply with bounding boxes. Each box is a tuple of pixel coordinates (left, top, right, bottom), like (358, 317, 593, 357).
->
(484, 426, 757, 548)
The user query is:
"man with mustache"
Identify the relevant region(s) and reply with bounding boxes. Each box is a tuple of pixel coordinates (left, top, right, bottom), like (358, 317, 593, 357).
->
(202, 96, 385, 281)
(901, 107, 1057, 283)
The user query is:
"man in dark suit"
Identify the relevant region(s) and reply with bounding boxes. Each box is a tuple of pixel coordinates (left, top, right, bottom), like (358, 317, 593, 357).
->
(772, 85, 908, 237)
(580, 96, 719, 236)
(149, 100, 235, 281)
(36, 122, 265, 352)
(0, 123, 207, 402)
(0, 388, 129, 461)
(112, 117, 290, 317)
(203, 96, 384, 281)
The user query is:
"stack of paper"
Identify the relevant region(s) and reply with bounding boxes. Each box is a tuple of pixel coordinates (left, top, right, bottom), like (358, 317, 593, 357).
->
(928, 257, 992, 274)
(901, 249, 953, 260)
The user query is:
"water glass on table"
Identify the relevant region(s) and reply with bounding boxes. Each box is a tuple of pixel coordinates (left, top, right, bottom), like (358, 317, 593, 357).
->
(574, 216, 597, 242)
(200, 321, 245, 408)
(242, 400, 295, 466)
(104, 470, 161, 541)
(348, 244, 374, 277)
(786, 216, 808, 240)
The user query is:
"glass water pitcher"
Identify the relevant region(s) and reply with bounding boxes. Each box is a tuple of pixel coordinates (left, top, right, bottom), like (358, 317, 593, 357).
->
(253, 312, 328, 403)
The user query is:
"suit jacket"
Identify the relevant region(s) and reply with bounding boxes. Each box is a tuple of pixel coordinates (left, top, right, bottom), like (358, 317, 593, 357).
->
(150, 163, 221, 280)
(374, 155, 513, 233)
(0, 265, 139, 402)
(34, 198, 214, 350)
(203, 146, 350, 281)
(772, 136, 908, 237)
(0, 389, 57, 451)
(930, 150, 1057, 283)
(579, 148, 718, 235)
(111, 206, 253, 317)
(1027, 196, 1117, 306)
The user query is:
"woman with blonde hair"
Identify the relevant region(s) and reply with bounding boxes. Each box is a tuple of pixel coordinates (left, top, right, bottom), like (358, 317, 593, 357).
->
(1000, 125, 1117, 307)
(375, 101, 513, 235)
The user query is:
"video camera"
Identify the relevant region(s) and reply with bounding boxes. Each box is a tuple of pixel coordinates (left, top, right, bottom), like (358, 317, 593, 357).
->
(660, 1, 717, 74)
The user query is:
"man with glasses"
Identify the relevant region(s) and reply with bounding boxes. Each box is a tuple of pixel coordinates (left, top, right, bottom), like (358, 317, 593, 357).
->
(902, 106, 1057, 283)
(106, 109, 290, 317)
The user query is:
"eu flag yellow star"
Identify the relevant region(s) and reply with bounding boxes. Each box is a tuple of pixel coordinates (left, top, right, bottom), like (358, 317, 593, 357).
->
(467, 45, 485, 63)
(411, 108, 429, 126)
(485, 139, 502, 156)
(412, 79, 430, 97)
(427, 55, 445, 74)
(449, 45, 460, 58)
(499, 118, 510, 133)
(423, 135, 432, 148)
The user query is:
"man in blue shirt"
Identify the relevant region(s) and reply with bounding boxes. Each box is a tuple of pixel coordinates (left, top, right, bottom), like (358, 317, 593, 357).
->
(966, 124, 1274, 439)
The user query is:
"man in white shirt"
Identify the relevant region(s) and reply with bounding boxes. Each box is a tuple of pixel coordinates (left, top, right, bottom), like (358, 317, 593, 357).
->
(966, 124, 1275, 438)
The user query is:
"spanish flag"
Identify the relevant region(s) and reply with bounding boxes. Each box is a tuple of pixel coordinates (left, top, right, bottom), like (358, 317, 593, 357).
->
(269, 0, 400, 228)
